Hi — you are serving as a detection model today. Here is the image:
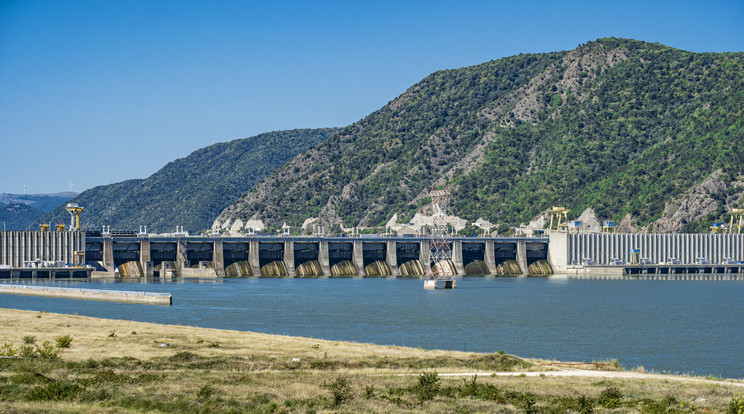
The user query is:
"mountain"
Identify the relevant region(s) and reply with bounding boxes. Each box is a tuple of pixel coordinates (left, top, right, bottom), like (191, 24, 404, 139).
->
(0, 192, 77, 230)
(40, 128, 340, 233)
(215, 38, 744, 234)
(0, 192, 78, 213)
(0, 203, 46, 230)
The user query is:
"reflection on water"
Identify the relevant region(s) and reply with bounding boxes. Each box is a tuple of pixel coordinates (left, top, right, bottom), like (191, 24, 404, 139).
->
(1, 276, 742, 379)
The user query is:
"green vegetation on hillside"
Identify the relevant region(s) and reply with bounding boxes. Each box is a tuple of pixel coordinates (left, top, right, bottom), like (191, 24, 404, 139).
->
(0, 193, 77, 230)
(220, 51, 566, 227)
(456, 41, 744, 225)
(220, 38, 744, 232)
(0, 203, 46, 231)
(40, 128, 340, 233)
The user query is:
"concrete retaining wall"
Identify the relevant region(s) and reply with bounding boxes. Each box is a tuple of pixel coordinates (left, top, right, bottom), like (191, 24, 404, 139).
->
(0, 284, 172, 305)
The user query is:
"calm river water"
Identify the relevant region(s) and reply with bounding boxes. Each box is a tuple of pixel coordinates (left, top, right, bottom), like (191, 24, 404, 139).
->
(1, 277, 742, 379)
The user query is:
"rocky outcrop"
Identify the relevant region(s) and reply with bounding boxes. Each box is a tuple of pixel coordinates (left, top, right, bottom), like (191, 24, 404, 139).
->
(650, 170, 735, 233)
(575, 208, 601, 233)
(616, 213, 640, 233)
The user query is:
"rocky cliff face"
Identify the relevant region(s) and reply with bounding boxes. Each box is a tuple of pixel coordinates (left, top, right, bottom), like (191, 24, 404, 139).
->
(651, 170, 744, 233)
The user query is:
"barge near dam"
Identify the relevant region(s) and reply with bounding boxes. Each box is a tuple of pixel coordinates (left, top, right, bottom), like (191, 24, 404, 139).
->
(1, 230, 743, 278)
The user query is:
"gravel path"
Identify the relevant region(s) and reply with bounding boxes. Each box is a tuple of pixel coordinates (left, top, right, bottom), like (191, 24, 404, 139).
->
(434, 369, 744, 387)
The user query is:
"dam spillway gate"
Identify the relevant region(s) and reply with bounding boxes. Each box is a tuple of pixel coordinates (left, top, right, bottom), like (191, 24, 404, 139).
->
(64, 235, 547, 277)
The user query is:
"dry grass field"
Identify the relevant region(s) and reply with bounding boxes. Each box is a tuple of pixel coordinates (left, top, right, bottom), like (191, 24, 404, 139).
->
(0, 308, 742, 413)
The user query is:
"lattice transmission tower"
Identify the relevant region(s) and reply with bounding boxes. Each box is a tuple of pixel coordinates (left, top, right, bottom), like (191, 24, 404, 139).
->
(424, 187, 457, 289)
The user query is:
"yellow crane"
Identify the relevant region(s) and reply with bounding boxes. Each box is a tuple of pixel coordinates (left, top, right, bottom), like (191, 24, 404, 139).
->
(729, 208, 744, 234)
(548, 207, 569, 233)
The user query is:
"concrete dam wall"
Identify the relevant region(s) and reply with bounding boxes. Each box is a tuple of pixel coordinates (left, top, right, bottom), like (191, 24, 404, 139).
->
(548, 232, 744, 273)
(0, 232, 550, 277)
(6, 231, 743, 278)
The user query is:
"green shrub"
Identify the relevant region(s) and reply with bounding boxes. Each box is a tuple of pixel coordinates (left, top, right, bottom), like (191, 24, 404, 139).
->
(0, 343, 17, 357)
(22, 336, 36, 345)
(55, 335, 73, 349)
(598, 386, 622, 408)
(521, 394, 537, 414)
(168, 351, 200, 363)
(19, 345, 36, 359)
(10, 372, 50, 385)
(416, 371, 440, 401)
(34, 341, 60, 360)
(325, 376, 353, 406)
(577, 395, 594, 414)
(730, 396, 744, 414)
(196, 384, 215, 401)
(25, 380, 84, 401)
(643, 395, 679, 414)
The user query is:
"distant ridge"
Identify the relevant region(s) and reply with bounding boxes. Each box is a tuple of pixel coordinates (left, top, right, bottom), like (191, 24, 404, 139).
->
(0, 192, 78, 230)
(0, 192, 78, 213)
(40, 128, 341, 233)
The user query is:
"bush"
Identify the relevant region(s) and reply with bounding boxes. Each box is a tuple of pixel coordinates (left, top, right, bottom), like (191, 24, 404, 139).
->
(197, 384, 215, 401)
(22, 336, 36, 345)
(11, 372, 50, 385)
(325, 376, 353, 406)
(730, 396, 744, 414)
(577, 395, 594, 414)
(55, 335, 73, 349)
(25, 380, 84, 401)
(416, 371, 440, 401)
(0, 343, 17, 357)
(598, 386, 622, 408)
(19, 345, 37, 359)
(34, 341, 60, 360)
(521, 394, 537, 414)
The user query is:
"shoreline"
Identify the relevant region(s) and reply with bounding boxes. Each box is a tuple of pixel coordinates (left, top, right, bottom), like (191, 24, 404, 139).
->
(1, 308, 742, 412)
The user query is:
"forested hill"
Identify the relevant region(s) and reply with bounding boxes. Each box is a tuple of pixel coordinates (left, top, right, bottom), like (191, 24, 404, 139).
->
(1, 203, 45, 231)
(0, 192, 77, 230)
(216, 38, 744, 233)
(40, 128, 340, 233)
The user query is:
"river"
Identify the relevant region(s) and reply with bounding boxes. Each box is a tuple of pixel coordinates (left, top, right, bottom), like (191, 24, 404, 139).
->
(0, 277, 742, 379)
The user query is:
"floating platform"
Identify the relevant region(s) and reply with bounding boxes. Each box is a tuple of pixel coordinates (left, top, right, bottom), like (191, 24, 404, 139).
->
(0, 284, 172, 306)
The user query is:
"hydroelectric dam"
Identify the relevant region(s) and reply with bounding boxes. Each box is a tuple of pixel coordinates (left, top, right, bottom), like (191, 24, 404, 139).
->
(1, 231, 744, 279)
(1, 231, 549, 278)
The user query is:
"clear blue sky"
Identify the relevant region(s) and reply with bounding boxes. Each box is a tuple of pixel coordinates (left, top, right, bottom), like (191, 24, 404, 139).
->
(1, 0, 742, 194)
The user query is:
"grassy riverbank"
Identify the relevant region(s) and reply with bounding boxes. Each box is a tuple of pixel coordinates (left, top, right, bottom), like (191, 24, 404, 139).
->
(0, 309, 742, 413)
